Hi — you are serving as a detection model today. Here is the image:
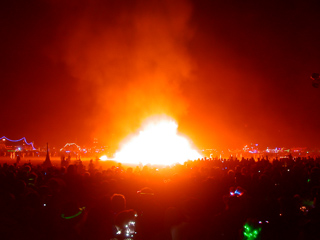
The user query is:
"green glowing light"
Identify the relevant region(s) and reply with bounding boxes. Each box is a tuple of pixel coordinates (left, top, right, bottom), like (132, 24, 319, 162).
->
(243, 223, 261, 240)
(61, 207, 85, 220)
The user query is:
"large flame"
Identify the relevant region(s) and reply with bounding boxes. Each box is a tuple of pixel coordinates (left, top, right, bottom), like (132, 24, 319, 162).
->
(114, 117, 202, 166)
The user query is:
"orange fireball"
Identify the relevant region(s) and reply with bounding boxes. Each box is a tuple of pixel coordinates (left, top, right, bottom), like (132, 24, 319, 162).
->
(99, 155, 108, 161)
(114, 117, 202, 166)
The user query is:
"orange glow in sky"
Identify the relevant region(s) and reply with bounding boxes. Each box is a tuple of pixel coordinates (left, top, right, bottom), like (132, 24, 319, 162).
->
(114, 116, 202, 166)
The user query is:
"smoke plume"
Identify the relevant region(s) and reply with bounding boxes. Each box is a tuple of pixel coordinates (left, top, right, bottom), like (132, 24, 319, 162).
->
(49, 0, 194, 148)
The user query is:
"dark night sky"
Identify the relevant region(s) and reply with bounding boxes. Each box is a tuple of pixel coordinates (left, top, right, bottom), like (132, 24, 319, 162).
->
(1, 0, 320, 150)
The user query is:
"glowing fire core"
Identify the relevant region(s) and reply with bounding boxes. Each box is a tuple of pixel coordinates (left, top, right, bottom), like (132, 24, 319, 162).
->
(113, 118, 202, 166)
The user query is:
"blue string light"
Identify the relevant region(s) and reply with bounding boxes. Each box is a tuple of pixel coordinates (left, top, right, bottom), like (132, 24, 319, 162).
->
(1, 136, 36, 150)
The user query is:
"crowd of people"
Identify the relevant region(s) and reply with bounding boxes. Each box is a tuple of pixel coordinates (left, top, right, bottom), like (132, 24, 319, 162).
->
(0, 155, 320, 239)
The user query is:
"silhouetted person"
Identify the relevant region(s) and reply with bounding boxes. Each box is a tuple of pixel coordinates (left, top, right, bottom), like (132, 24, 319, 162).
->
(111, 193, 126, 217)
(83, 195, 114, 240)
(16, 155, 21, 165)
(135, 187, 164, 240)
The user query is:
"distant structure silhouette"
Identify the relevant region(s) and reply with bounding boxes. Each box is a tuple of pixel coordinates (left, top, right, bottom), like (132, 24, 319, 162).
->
(43, 142, 52, 168)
